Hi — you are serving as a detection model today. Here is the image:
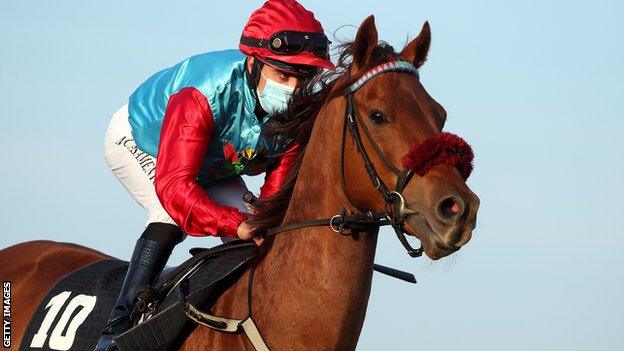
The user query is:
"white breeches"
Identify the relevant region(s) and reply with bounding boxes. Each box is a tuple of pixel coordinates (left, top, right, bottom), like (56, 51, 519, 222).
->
(104, 105, 248, 228)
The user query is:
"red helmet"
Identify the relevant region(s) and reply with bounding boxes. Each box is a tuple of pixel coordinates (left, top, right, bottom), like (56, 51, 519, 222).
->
(240, 0, 335, 71)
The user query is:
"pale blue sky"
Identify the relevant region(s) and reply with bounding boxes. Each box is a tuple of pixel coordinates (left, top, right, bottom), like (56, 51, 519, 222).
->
(1, 1, 622, 350)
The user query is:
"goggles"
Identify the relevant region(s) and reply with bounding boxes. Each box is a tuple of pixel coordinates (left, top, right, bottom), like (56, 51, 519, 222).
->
(241, 30, 330, 59)
(258, 57, 319, 77)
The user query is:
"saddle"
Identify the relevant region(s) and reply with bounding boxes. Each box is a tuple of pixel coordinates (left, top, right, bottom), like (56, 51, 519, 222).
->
(20, 240, 257, 351)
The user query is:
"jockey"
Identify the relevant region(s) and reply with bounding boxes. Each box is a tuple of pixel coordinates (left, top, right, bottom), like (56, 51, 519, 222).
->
(96, 1, 333, 349)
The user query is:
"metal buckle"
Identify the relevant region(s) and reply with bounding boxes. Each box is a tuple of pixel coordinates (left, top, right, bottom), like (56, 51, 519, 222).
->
(388, 191, 416, 223)
(329, 215, 342, 233)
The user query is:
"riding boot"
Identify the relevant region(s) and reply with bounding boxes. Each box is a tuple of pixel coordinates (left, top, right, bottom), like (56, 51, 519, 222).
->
(94, 223, 183, 351)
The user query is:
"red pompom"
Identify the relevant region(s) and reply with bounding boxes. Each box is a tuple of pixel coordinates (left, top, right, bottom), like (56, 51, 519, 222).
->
(401, 132, 474, 180)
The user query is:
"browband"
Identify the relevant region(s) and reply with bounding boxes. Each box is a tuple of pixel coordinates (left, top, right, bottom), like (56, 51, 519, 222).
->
(345, 61, 419, 94)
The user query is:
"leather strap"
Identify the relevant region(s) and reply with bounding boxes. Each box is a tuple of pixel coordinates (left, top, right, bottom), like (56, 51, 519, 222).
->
(185, 304, 271, 350)
(241, 317, 271, 351)
(185, 303, 240, 332)
(266, 209, 390, 236)
(348, 93, 402, 176)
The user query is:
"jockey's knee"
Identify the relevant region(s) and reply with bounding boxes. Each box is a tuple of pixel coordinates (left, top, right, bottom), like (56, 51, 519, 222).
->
(140, 223, 184, 251)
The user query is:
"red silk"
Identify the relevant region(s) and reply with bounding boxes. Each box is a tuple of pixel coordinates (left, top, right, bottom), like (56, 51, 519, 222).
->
(155, 87, 300, 238)
(155, 87, 246, 238)
(239, 0, 334, 69)
(401, 132, 474, 180)
(259, 143, 300, 199)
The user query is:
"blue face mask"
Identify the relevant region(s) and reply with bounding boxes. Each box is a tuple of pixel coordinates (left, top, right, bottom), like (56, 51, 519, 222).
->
(258, 72, 295, 115)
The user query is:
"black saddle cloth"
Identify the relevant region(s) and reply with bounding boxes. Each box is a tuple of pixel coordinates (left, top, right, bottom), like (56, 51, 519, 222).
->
(20, 241, 257, 351)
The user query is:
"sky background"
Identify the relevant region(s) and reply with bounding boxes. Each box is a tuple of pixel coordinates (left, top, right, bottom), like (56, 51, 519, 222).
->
(1, 1, 623, 350)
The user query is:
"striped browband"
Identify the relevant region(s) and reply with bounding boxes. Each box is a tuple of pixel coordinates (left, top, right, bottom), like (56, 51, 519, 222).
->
(345, 60, 419, 94)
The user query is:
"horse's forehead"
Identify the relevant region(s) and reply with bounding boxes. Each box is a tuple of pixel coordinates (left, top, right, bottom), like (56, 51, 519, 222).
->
(362, 74, 431, 107)
(359, 75, 443, 133)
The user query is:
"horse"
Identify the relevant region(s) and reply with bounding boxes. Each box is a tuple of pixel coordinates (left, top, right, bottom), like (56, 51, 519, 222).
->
(0, 15, 479, 350)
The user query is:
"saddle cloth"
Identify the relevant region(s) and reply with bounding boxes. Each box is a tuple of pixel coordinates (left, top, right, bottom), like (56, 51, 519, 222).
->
(20, 241, 257, 351)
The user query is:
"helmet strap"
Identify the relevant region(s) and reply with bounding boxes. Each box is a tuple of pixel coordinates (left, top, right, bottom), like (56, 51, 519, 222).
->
(251, 58, 264, 92)
(246, 57, 268, 118)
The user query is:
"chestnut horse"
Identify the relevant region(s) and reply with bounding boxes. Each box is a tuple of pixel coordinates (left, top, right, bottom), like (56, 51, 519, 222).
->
(0, 16, 479, 350)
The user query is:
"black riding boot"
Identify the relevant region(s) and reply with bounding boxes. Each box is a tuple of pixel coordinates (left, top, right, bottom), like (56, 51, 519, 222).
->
(94, 223, 183, 351)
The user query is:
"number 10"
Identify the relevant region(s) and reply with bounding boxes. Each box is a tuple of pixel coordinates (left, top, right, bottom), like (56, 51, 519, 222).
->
(30, 291, 97, 350)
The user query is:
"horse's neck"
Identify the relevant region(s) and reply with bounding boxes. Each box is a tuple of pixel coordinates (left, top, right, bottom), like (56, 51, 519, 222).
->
(249, 99, 379, 349)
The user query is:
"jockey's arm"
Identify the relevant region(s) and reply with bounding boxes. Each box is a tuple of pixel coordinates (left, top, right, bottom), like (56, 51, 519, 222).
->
(259, 143, 300, 199)
(155, 87, 246, 238)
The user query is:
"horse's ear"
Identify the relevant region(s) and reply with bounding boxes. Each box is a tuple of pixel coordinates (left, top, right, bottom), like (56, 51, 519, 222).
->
(351, 15, 379, 73)
(400, 21, 431, 68)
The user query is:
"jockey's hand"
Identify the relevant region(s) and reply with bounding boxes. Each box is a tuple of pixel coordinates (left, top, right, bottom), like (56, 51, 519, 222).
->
(237, 221, 264, 246)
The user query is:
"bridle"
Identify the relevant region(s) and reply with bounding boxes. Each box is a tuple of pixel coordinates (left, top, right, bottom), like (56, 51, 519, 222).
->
(339, 61, 424, 257)
(264, 60, 425, 258)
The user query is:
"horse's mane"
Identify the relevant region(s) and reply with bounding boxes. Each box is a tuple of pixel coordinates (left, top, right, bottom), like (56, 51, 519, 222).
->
(248, 41, 400, 235)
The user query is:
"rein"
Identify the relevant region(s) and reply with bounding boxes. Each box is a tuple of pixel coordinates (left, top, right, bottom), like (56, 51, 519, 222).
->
(265, 60, 424, 258)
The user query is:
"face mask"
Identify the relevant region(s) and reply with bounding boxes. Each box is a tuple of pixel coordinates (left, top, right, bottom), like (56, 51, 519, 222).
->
(258, 72, 295, 115)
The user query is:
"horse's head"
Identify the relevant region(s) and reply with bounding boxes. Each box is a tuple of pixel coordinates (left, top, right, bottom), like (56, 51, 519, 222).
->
(338, 16, 480, 260)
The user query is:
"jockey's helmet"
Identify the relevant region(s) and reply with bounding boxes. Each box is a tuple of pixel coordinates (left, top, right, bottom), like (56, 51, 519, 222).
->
(240, 0, 334, 77)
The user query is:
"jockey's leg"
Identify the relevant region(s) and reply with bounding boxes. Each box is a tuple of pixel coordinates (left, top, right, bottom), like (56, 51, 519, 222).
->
(94, 223, 183, 351)
(96, 106, 184, 350)
(96, 106, 249, 349)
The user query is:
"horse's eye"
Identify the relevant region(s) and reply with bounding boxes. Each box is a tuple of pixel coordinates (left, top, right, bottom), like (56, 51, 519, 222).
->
(369, 110, 388, 125)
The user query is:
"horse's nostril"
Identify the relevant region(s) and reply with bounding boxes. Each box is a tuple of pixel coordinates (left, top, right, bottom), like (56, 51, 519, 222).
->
(436, 196, 465, 224)
(451, 202, 460, 214)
